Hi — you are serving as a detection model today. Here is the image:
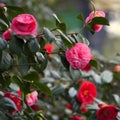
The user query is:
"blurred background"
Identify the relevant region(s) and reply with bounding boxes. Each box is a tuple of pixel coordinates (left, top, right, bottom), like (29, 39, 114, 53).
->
(1, 0, 120, 59)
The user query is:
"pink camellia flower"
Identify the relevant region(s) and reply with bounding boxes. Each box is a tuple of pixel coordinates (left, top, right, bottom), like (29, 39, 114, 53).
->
(2, 29, 11, 41)
(65, 42, 92, 70)
(0, 3, 5, 7)
(71, 115, 84, 120)
(96, 104, 118, 120)
(26, 91, 38, 106)
(10, 14, 37, 36)
(85, 11, 105, 32)
(77, 81, 97, 105)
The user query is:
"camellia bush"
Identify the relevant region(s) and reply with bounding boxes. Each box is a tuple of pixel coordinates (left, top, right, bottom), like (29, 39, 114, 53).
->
(0, 1, 120, 120)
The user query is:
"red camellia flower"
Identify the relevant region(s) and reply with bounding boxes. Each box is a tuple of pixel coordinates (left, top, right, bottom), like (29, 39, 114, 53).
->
(10, 14, 37, 36)
(71, 115, 84, 120)
(66, 103, 73, 110)
(31, 104, 40, 111)
(65, 42, 92, 70)
(4, 92, 22, 114)
(80, 103, 88, 113)
(82, 63, 92, 72)
(2, 29, 11, 41)
(44, 44, 54, 58)
(77, 81, 97, 105)
(85, 11, 105, 32)
(96, 104, 118, 120)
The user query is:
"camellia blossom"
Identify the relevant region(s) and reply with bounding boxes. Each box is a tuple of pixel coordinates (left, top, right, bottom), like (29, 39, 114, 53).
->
(80, 103, 88, 113)
(71, 115, 84, 120)
(44, 44, 54, 58)
(65, 42, 92, 70)
(2, 29, 11, 41)
(0, 3, 5, 7)
(114, 65, 120, 72)
(66, 103, 73, 110)
(96, 104, 118, 120)
(85, 11, 105, 32)
(26, 91, 38, 106)
(77, 81, 97, 105)
(10, 14, 37, 36)
(4, 92, 22, 114)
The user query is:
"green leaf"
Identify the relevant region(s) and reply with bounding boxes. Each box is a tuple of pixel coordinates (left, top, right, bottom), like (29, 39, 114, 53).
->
(3, 97, 17, 110)
(17, 54, 30, 75)
(52, 13, 61, 25)
(76, 33, 90, 45)
(27, 37, 40, 54)
(101, 70, 113, 83)
(7, 5, 25, 20)
(57, 22, 67, 34)
(0, 111, 8, 120)
(57, 29, 73, 48)
(0, 38, 7, 51)
(60, 54, 69, 71)
(33, 81, 52, 95)
(53, 14, 66, 33)
(0, 8, 10, 27)
(69, 66, 81, 81)
(92, 17, 109, 26)
(43, 27, 56, 42)
(113, 94, 120, 107)
(36, 52, 45, 63)
(52, 85, 65, 96)
(55, 38, 66, 51)
(11, 75, 26, 93)
(0, 19, 9, 30)
(38, 37, 46, 49)
(7, 6, 25, 12)
(36, 54, 48, 72)
(0, 51, 13, 72)
(77, 13, 84, 22)
(23, 71, 39, 82)
(89, 59, 99, 69)
(71, 98, 80, 111)
(9, 35, 24, 54)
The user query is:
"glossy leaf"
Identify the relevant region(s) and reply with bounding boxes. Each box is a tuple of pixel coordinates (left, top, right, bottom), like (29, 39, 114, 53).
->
(53, 14, 66, 33)
(0, 8, 10, 27)
(43, 27, 56, 42)
(89, 59, 99, 69)
(101, 70, 113, 83)
(33, 81, 52, 95)
(76, 33, 90, 45)
(9, 35, 24, 54)
(92, 17, 109, 26)
(23, 71, 39, 82)
(11, 75, 25, 92)
(27, 37, 40, 54)
(3, 97, 17, 110)
(57, 29, 73, 48)
(0, 19, 9, 30)
(17, 54, 30, 75)
(69, 66, 81, 81)
(0, 38, 7, 51)
(0, 51, 13, 72)
(60, 54, 69, 71)
(77, 13, 84, 22)
(52, 85, 65, 96)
